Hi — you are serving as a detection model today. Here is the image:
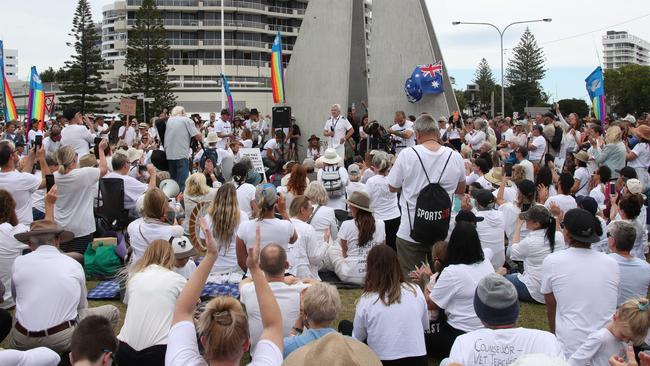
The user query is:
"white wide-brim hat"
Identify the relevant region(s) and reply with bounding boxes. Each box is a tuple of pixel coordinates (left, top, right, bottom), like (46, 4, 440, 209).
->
(321, 148, 342, 165)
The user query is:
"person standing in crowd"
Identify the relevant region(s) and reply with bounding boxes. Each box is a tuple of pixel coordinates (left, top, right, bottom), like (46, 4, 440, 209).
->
(593, 125, 626, 179)
(609, 193, 648, 260)
(317, 148, 349, 211)
(425, 222, 495, 359)
(443, 274, 562, 366)
(626, 125, 650, 191)
(327, 191, 385, 285)
(215, 109, 233, 149)
(11, 220, 119, 353)
(60, 108, 96, 157)
(572, 150, 592, 196)
(164, 106, 202, 192)
(527, 125, 547, 166)
(323, 104, 353, 159)
(94, 115, 109, 137)
(166, 223, 285, 366)
(387, 111, 415, 156)
(351, 245, 429, 365)
(116, 240, 186, 365)
(53, 141, 108, 258)
(118, 118, 137, 148)
(464, 118, 488, 154)
(514, 146, 534, 182)
(366, 152, 401, 251)
(42, 124, 62, 156)
(387, 114, 465, 275)
(0, 140, 49, 224)
(543, 173, 577, 214)
(541, 208, 619, 359)
(470, 189, 506, 269)
(506, 205, 564, 304)
(607, 220, 650, 306)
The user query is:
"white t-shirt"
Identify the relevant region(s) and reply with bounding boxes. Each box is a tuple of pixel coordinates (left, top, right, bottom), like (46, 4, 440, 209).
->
(390, 121, 416, 154)
(510, 230, 566, 304)
(474, 210, 506, 269)
(345, 181, 367, 199)
(337, 219, 386, 280)
(165, 320, 283, 366)
(568, 327, 626, 366)
(609, 253, 650, 306)
(42, 136, 60, 156)
(263, 138, 282, 158)
(287, 218, 326, 279)
(573, 167, 591, 197)
(516, 159, 535, 182)
(528, 135, 547, 163)
(541, 247, 620, 358)
(464, 130, 486, 151)
(236, 218, 294, 252)
(387, 145, 465, 243)
(430, 250, 495, 332)
(0, 348, 60, 366)
(174, 260, 196, 279)
(589, 185, 606, 210)
(104, 171, 148, 210)
(493, 185, 518, 204)
(127, 218, 184, 266)
(308, 204, 338, 241)
(240, 281, 308, 348)
(0, 171, 41, 224)
(234, 182, 256, 218)
(54, 167, 100, 237)
(0, 223, 28, 308)
(544, 194, 577, 215)
(629, 142, 650, 169)
(215, 119, 232, 149)
(200, 211, 249, 273)
(323, 116, 353, 149)
(118, 265, 187, 350)
(61, 124, 94, 157)
(448, 327, 563, 366)
(353, 284, 428, 360)
(366, 175, 401, 221)
(118, 126, 137, 147)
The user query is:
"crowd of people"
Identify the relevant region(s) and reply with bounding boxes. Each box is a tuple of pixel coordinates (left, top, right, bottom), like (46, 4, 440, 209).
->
(0, 102, 649, 366)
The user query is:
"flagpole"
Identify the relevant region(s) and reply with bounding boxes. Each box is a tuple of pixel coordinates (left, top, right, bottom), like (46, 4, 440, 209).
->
(220, 0, 225, 110)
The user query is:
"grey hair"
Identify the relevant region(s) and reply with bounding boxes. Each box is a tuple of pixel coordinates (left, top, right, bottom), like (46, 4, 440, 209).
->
(331, 104, 341, 111)
(413, 114, 440, 136)
(29, 234, 57, 246)
(170, 106, 186, 117)
(304, 181, 329, 205)
(609, 220, 637, 252)
(240, 156, 253, 170)
(303, 282, 341, 324)
(371, 151, 390, 173)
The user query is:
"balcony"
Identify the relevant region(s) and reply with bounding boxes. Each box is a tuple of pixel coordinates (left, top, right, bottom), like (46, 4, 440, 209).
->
(127, 0, 199, 6)
(203, 58, 266, 67)
(201, 0, 304, 18)
(166, 39, 200, 46)
(162, 18, 200, 27)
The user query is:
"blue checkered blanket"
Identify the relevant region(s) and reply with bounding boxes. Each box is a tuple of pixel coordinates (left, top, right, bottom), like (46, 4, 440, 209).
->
(87, 281, 240, 300)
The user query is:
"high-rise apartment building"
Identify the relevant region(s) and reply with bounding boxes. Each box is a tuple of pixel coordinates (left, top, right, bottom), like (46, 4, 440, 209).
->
(3, 48, 19, 82)
(602, 30, 649, 70)
(101, 0, 308, 113)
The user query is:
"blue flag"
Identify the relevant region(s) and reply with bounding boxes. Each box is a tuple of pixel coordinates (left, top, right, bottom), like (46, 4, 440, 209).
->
(585, 67, 606, 124)
(416, 62, 444, 94)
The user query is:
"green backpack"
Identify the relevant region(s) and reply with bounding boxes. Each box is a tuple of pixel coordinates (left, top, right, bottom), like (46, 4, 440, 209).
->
(84, 242, 122, 279)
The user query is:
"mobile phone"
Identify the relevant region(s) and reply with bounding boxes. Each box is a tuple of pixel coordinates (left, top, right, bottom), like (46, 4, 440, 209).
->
(45, 174, 55, 193)
(94, 137, 103, 146)
(610, 182, 616, 196)
(94, 137, 103, 159)
(34, 135, 43, 147)
(138, 165, 147, 172)
(504, 163, 513, 177)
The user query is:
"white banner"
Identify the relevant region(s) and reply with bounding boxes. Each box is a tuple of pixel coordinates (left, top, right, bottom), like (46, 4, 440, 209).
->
(240, 148, 266, 175)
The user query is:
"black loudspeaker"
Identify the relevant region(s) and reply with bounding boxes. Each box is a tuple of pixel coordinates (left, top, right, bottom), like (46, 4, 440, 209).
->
(272, 106, 292, 129)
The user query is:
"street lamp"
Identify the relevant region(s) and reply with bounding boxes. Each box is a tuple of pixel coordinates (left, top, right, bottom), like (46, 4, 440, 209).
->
(452, 18, 552, 118)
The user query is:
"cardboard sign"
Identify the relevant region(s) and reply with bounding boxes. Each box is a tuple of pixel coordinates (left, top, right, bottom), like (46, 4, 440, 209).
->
(240, 148, 266, 175)
(120, 98, 136, 116)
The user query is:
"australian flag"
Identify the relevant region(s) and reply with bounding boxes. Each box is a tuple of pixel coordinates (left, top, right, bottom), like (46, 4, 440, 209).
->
(414, 62, 444, 94)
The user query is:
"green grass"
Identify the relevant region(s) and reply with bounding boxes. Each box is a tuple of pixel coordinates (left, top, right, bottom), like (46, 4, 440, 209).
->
(2, 282, 550, 365)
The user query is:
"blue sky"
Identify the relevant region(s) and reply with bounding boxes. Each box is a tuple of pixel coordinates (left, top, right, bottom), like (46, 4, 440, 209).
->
(0, 0, 648, 103)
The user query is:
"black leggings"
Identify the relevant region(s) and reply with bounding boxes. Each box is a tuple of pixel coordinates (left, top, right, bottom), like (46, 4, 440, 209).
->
(384, 217, 401, 252)
(0, 308, 11, 343)
(425, 321, 465, 359)
(116, 341, 167, 366)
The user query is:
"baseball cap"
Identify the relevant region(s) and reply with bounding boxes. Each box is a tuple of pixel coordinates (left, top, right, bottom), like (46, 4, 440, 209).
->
(255, 183, 278, 209)
(575, 196, 598, 216)
(170, 235, 198, 259)
(616, 167, 637, 180)
(562, 208, 601, 243)
(472, 189, 495, 208)
(474, 273, 519, 326)
(518, 205, 551, 223)
(455, 210, 484, 224)
(348, 164, 361, 178)
(626, 178, 643, 195)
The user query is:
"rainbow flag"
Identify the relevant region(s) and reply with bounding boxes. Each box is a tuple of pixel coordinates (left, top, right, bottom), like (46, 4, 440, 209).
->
(220, 74, 234, 117)
(585, 66, 606, 128)
(270, 32, 285, 104)
(2, 74, 18, 121)
(27, 66, 45, 131)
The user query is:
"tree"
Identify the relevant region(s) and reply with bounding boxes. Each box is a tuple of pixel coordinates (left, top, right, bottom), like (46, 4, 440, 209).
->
(40, 67, 70, 84)
(58, 0, 107, 113)
(454, 89, 467, 113)
(557, 98, 590, 118)
(604, 65, 650, 116)
(124, 0, 176, 117)
(472, 58, 496, 113)
(506, 28, 547, 112)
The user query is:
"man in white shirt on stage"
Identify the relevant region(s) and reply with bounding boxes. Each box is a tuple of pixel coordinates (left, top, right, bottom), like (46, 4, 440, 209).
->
(388, 111, 415, 155)
(215, 109, 233, 149)
(323, 104, 353, 159)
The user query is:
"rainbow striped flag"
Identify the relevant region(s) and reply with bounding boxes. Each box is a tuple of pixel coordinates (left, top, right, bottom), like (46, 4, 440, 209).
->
(27, 66, 45, 131)
(585, 66, 606, 128)
(2, 74, 18, 121)
(220, 74, 234, 117)
(270, 32, 285, 104)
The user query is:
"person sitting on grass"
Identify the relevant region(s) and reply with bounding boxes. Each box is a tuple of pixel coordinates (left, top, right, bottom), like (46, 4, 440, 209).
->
(284, 282, 341, 357)
(606, 221, 650, 306)
(165, 222, 285, 366)
(69, 315, 118, 366)
(442, 274, 562, 366)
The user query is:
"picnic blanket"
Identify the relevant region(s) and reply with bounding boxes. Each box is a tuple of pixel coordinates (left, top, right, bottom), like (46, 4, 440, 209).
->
(318, 270, 362, 289)
(87, 281, 240, 300)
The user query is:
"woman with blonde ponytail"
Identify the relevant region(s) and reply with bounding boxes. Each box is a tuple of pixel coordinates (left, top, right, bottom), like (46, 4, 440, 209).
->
(116, 239, 186, 365)
(53, 140, 109, 257)
(167, 222, 284, 366)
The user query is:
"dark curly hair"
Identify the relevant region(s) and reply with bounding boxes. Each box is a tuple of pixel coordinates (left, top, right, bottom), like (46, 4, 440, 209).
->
(0, 189, 18, 226)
